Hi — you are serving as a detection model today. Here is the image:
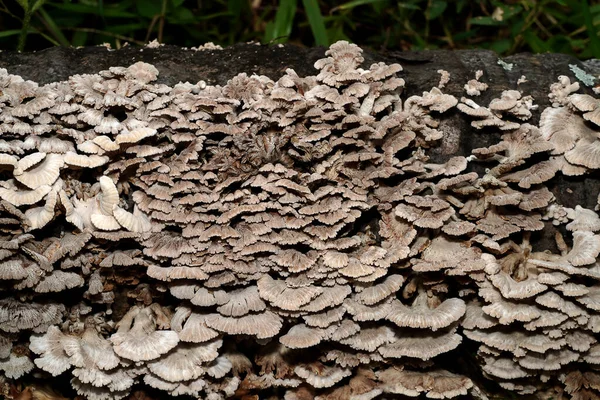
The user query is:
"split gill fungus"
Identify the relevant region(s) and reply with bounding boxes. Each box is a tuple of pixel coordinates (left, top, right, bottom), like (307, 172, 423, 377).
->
(0, 41, 598, 399)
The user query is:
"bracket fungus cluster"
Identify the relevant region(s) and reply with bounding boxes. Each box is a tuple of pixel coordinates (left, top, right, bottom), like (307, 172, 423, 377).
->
(0, 41, 600, 399)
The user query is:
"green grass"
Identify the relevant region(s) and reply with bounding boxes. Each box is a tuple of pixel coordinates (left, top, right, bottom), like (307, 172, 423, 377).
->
(1, 0, 599, 58)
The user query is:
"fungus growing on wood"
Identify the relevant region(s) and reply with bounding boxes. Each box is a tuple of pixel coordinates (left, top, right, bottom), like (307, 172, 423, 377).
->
(1, 41, 599, 400)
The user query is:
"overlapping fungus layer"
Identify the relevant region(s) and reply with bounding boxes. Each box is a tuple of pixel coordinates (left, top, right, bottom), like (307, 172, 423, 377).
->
(0, 41, 599, 399)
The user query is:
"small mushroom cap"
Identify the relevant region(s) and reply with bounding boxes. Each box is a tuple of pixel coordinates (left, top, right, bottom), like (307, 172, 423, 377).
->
(378, 368, 473, 398)
(339, 326, 395, 352)
(14, 153, 64, 189)
(0, 352, 35, 379)
(35, 270, 84, 293)
(489, 271, 548, 299)
(113, 205, 152, 233)
(148, 340, 222, 382)
(294, 364, 351, 389)
(386, 295, 466, 331)
(110, 328, 179, 362)
(0, 259, 28, 280)
(217, 286, 266, 317)
(257, 275, 323, 310)
(29, 326, 72, 376)
(482, 357, 530, 380)
(280, 324, 325, 349)
(355, 274, 405, 305)
(63, 327, 120, 371)
(0, 184, 52, 206)
(204, 311, 282, 339)
(568, 231, 600, 266)
(110, 307, 179, 361)
(566, 205, 600, 232)
(517, 348, 579, 371)
(379, 330, 462, 360)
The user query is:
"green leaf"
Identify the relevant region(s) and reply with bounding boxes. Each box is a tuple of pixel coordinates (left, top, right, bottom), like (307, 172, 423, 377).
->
(327, 24, 350, 42)
(452, 29, 477, 41)
(31, 0, 48, 12)
(15, 0, 29, 11)
(264, 0, 296, 43)
(168, 7, 195, 24)
(455, 0, 468, 13)
(0, 29, 25, 38)
(264, 20, 274, 43)
(489, 38, 511, 54)
(71, 30, 88, 47)
(303, 0, 328, 46)
(582, 0, 600, 58)
(227, 0, 243, 19)
(106, 22, 146, 34)
(397, 2, 420, 10)
(136, 0, 162, 18)
(468, 16, 503, 26)
(331, 0, 387, 12)
(427, 0, 446, 20)
(495, 4, 523, 21)
(523, 30, 549, 53)
(37, 6, 70, 46)
(47, 2, 138, 18)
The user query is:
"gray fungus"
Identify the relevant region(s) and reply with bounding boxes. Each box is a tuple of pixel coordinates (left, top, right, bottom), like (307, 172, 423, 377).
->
(0, 41, 598, 399)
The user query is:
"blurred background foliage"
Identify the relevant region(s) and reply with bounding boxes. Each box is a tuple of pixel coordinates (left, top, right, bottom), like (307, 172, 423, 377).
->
(2, 0, 600, 58)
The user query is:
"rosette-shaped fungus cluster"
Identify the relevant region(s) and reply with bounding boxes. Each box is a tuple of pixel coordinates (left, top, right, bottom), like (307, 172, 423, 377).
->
(0, 41, 600, 399)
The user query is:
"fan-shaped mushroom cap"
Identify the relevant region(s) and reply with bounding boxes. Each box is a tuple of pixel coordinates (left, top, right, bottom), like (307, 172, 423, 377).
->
(63, 327, 120, 371)
(25, 189, 58, 230)
(489, 270, 548, 299)
(257, 275, 322, 310)
(566, 139, 600, 169)
(378, 368, 473, 398)
(294, 364, 351, 389)
(29, 326, 72, 375)
(518, 348, 579, 371)
(386, 292, 466, 331)
(461, 301, 498, 330)
(204, 311, 282, 339)
(566, 206, 600, 232)
(110, 307, 179, 361)
(113, 205, 151, 233)
(0, 352, 34, 379)
(0, 184, 51, 206)
(64, 152, 109, 168)
(98, 176, 119, 215)
(71, 366, 136, 392)
(14, 153, 64, 189)
(172, 309, 220, 343)
(338, 326, 395, 352)
(354, 275, 403, 305)
(280, 324, 325, 349)
(567, 231, 600, 266)
(379, 329, 462, 360)
(482, 357, 530, 380)
(412, 236, 483, 274)
(210, 286, 260, 317)
(300, 285, 352, 313)
(479, 282, 542, 324)
(0, 299, 64, 333)
(148, 340, 222, 382)
(35, 270, 84, 293)
(115, 127, 157, 145)
(71, 376, 129, 400)
(270, 249, 316, 273)
(0, 259, 28, 280)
